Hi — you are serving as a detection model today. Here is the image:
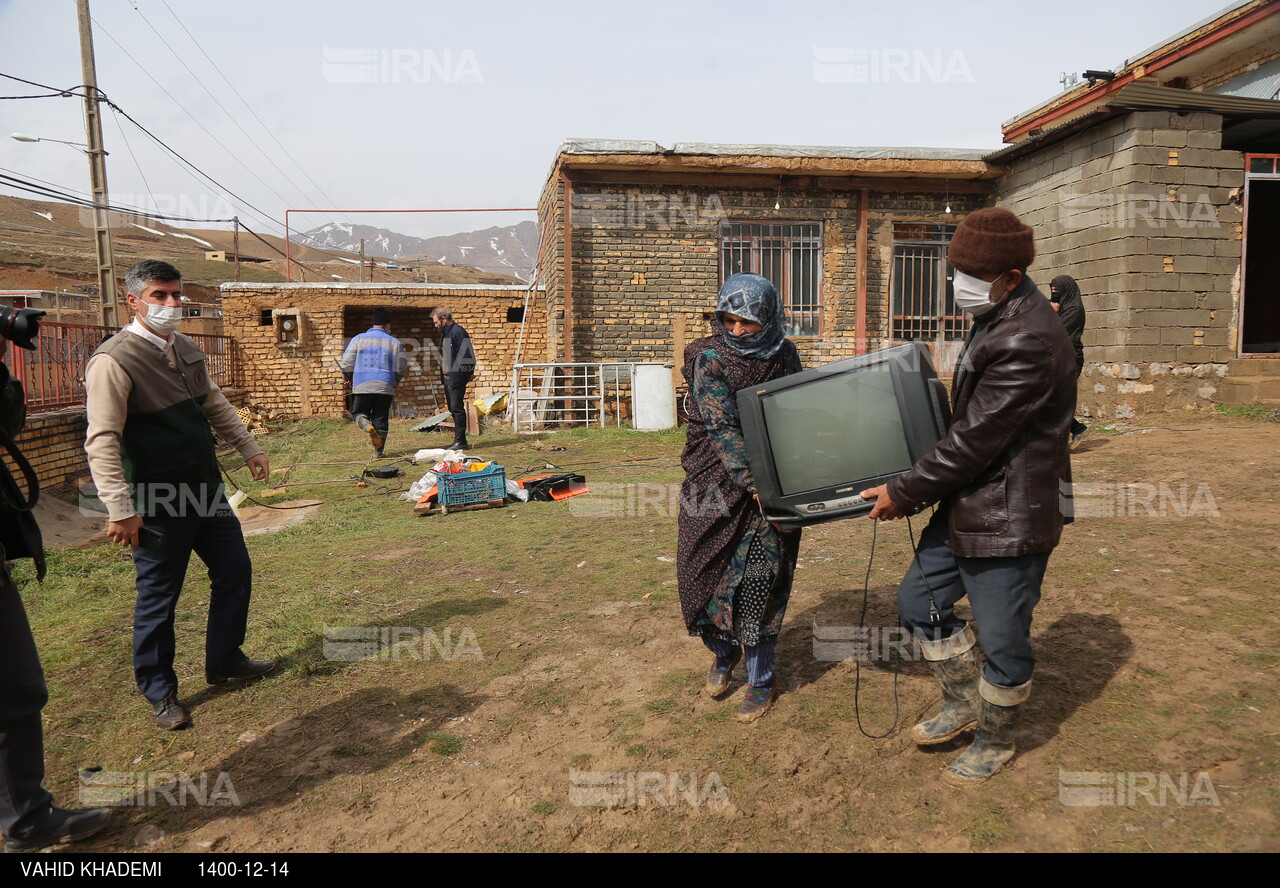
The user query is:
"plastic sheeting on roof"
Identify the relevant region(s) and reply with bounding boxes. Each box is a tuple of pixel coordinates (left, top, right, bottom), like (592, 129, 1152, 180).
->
(558, 139, 665, 155)
(557, 138, 991, 161)
(1211, 56, 1280, 101)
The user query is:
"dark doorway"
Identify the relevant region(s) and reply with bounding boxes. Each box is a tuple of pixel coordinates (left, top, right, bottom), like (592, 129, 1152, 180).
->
(1244, 178, 1280, 353)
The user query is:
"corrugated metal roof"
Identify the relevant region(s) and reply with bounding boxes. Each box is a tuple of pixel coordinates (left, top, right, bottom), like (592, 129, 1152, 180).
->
(1211, 56, 1280, 100)
(1107, 82, 1280, 115)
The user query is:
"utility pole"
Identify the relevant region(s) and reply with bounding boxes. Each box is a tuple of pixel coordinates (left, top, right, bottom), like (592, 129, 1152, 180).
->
(232, 216, 241, 282)
(77, 0, 120, 327)
(359, 238, 366, 283)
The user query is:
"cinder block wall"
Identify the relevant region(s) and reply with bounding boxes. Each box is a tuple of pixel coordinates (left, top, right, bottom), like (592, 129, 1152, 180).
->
(11, 408, 88, 491)
(541, 180, 982, 371)
(997, 110, 1245, 417)
(219, 284, 547, 419)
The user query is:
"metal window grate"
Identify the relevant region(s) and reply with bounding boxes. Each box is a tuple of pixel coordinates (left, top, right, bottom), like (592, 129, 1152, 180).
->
(720, 222, 822, 336)
(891, 224, 965, 342)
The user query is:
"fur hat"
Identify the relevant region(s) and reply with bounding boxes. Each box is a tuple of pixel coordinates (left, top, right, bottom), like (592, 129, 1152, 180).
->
(948, 208, 1036, 276)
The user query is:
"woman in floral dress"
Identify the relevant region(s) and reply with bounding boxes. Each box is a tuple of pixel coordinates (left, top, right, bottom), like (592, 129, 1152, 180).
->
(677, 273, 802, 722)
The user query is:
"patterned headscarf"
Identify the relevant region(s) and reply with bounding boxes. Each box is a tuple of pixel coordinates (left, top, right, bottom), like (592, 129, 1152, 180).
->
(715, 273, 788, 360)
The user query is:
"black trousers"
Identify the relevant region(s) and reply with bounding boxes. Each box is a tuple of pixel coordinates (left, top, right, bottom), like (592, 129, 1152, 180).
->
(443, 372, 473, 443)
(0, 564, 53, 838)
(351, 393, 393, 447)
(131, 496, 254, 703)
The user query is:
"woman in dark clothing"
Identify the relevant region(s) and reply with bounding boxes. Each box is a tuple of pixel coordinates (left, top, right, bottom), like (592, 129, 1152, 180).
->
(1049, 275, 1089, 443)
(676, 273, 802, 723)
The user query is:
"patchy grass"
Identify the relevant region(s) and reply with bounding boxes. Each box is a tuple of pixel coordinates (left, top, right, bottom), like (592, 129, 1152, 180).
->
(15, 414, 1280, 852)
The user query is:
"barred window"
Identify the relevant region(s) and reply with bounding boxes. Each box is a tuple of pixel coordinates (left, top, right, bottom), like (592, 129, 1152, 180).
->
(891, 223, 964, 342)
(720, 222, 822, 337)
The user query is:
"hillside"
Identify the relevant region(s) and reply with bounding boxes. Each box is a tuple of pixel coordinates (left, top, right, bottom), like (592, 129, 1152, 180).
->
(0, 193, 525, 304)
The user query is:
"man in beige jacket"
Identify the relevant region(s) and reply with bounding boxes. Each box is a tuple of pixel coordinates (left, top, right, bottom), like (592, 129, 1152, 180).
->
(85, 260, 274, 730)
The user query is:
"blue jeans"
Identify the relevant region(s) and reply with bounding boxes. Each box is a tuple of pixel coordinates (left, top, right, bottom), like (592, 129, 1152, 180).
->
(131, 498, 254, 703)
(898, 508, 1049, 688)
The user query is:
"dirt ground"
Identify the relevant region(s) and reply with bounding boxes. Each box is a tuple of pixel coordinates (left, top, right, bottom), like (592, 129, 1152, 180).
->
(26, 416, 1280, 853)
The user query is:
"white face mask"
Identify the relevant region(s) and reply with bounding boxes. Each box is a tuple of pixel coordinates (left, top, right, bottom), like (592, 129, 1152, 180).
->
(952, 270, 1007, 315)
(141, 302, 182, 335)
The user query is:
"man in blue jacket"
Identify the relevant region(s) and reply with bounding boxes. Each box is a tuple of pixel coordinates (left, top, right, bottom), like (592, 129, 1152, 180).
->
(340, 307, 408, 458)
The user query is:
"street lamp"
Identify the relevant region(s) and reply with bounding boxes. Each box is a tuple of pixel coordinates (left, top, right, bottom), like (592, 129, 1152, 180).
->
(10, 131, 119, 326)
(10, 133, 97, 154)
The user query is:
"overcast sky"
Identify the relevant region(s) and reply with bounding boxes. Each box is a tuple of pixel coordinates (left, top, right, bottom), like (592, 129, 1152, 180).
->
(0, 0, 1237, 241)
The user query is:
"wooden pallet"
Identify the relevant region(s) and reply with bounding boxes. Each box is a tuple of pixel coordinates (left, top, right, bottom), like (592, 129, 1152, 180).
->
(414, 498, 507, 517)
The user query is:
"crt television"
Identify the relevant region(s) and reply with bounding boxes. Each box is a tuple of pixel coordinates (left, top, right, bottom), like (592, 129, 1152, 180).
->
(738, 342, 951, 530)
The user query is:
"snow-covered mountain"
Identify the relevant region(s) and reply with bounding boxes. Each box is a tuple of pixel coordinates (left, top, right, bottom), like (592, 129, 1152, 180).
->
(297, 221, 538, 280)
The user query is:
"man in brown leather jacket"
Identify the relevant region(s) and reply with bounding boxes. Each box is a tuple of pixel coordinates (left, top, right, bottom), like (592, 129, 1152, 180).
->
(861, 208, 1076, 787)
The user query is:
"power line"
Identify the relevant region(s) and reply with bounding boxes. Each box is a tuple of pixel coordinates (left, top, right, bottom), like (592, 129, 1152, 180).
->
(108, 105, 154, 199)
(86, 15, 350, 255)
(156, 0, 354, 229)
(0, 72, 91, 97)
(0, 169, 235, 223)
(127, 1, 345, 230)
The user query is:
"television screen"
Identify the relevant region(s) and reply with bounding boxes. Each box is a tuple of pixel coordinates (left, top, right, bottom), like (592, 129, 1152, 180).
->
(739, 343, 950, 529)
(762, 365, 914, 498)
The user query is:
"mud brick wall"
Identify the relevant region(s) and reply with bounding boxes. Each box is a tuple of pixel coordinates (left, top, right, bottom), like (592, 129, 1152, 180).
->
(219, 284, 546, 419)
(539, 178, 981, 373)
(10, 408, 88, 491)
(997, 110, 1245, 417)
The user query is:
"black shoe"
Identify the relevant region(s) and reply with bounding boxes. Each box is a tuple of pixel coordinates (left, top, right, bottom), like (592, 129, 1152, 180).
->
(152, 693, 191, 731)
(450, 439, 469, 451)
(4, 806, 112, 853)
(206, 658, 276, 685)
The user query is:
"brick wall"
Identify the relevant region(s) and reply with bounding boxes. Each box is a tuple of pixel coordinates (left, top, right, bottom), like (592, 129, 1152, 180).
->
(218, 284, 547, 419)
(10, 408, 87, 491)
(996, 110, 1245, 417)
(539, 178, 981, 373)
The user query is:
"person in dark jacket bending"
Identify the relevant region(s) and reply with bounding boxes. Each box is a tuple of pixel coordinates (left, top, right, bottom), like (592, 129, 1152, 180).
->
(1049, 275, 1089, 444)
(860, 208, 1077, 786)
(431, 307, 476, 451)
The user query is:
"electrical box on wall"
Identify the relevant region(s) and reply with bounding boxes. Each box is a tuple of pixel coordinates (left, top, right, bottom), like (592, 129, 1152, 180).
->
(271, 308, 305, 348)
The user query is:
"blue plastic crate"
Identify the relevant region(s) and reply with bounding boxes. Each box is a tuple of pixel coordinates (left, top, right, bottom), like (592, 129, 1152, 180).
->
(437, 463, 507, 507)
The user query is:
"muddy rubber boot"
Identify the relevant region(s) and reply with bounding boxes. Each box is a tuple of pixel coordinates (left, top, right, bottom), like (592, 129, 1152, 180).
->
(912, 625, 979, 745)
(941, 676, 1031, 787)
